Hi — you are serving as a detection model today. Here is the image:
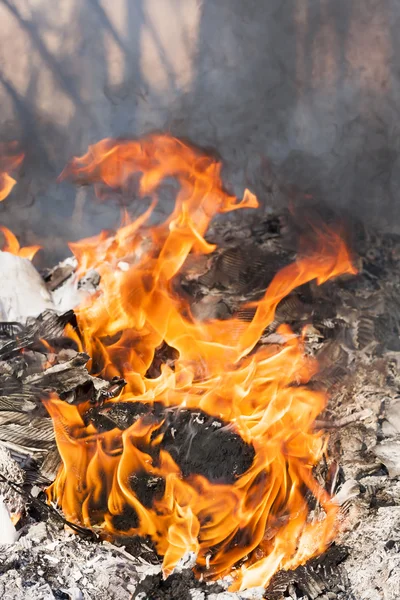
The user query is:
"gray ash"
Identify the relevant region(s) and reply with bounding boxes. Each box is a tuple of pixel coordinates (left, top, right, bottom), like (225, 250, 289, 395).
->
(264, 544, 352, 600)
(133, 569, 224, 600)
(1, 212, 400, 599)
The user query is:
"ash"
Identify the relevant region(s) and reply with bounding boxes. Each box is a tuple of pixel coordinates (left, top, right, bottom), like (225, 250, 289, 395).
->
(0, 520, 158, 600)
(1, 212, 400, 600)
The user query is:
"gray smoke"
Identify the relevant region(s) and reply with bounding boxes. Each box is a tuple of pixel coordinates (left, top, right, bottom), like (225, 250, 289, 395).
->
(0, 0, 398, 264)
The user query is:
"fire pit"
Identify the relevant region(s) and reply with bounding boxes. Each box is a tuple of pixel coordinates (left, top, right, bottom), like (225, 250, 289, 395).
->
(0, 133, 399, 600)
(0, 2, 400, 598)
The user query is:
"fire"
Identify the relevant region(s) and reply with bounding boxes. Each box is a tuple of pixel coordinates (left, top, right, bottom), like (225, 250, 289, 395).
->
(0, 143, 24, 202)
(0, 145, 40, 260)
(0, 226, 41, 260)
(45, 134, 356, 590)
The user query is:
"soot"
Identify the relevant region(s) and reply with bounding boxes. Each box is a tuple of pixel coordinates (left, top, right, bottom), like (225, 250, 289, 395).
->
(87, 402, 255, 485)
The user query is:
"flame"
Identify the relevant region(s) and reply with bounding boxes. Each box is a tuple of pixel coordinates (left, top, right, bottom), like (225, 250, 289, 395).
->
(0, 145, 40, 260)
(0, 143, 24, 202)
(0, 226, 41, 260)
(46, 134, 356, 590)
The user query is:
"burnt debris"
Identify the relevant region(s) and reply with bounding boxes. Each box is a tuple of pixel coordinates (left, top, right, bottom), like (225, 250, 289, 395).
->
(0, 212, 399, 599)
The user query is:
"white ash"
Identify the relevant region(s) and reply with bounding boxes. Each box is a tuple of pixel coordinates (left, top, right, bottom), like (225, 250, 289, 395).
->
(0, 521, 266, 600)
(339, 480, 400, 600)
(197, 591, 264, 600)
(0, 444, 26, 514)
(374, 400, 400, 477)
(372, 439, 400, 478)
(331, 479, 360, 506)
(0, 252, 54, 322)
(0, 496, 18, 544)
(0, 253, 101, 324)
(51, 268, 100, 314)
(0, 521, 154, 600)
(324, 360, 400, 600)
(382, 399, 400, 437)
(206, 583, 264, 600)
(174, 551, 198, 572)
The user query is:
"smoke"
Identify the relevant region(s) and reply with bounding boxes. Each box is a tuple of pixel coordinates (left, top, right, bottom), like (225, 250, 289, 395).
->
(0, 0, 398, 264)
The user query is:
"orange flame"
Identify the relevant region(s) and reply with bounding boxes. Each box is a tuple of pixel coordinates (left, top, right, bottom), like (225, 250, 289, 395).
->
(0, 226, 41, 261)
(0, 145, 40, 260)
(0, 143, 24, 202)
(46, 134, 357, 590)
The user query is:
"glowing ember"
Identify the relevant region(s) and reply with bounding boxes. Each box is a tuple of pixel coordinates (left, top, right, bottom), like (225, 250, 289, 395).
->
(41, 134, 356, 590)
(0, 143, 24, 202)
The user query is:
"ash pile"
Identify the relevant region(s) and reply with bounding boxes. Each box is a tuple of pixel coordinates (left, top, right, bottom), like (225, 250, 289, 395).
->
(0, 208, 399, 600)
